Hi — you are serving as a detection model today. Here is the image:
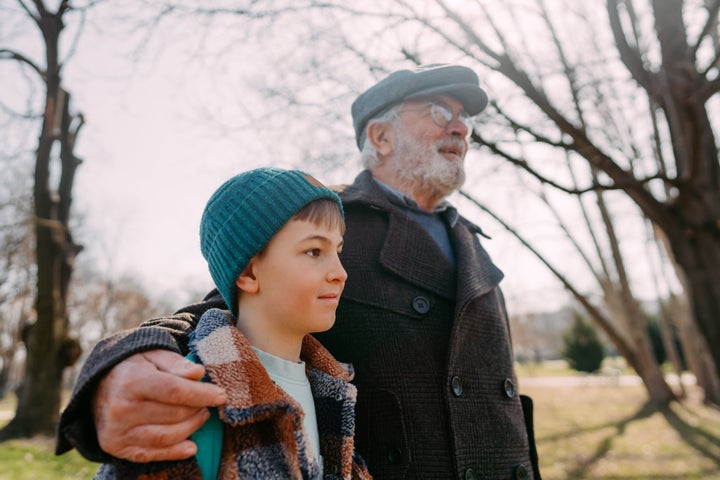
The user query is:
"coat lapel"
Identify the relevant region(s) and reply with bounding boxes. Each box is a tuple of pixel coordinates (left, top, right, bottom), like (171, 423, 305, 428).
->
(379, 209, 457, 300)
(340, 170, 457, 301)
(450, 217, 504, 309)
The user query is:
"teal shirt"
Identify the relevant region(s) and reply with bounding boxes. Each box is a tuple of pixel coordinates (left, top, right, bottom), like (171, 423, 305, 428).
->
(187, 353, 223, 480)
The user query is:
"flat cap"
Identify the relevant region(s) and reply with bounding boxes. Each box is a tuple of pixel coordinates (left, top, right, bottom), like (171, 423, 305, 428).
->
(351, 64, 489, 149)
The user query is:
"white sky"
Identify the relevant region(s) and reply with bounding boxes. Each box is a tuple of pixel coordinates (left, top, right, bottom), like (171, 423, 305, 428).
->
(67, 44, 279, 301)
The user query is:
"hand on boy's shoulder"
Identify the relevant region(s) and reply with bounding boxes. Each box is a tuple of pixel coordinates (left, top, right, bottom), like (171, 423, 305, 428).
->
(93, 349, 227, 463)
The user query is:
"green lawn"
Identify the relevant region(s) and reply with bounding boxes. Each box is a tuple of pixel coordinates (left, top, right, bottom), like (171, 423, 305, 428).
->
(522, 377, 720, 479)
(1, 367, 719, 479)
(0, 437, 98, 480)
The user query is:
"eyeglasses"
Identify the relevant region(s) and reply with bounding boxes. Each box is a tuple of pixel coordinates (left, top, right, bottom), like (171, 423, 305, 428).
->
(399, 102, 474, 136)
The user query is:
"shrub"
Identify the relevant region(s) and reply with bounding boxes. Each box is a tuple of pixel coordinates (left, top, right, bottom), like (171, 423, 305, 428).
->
(562, 313, 605, 373)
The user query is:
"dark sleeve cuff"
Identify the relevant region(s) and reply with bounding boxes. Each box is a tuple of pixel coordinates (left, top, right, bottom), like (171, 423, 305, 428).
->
(55, 327, 182, 461)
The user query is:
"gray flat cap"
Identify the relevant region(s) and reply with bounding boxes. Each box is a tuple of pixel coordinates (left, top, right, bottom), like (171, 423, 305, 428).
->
(351, 64, 489, 149)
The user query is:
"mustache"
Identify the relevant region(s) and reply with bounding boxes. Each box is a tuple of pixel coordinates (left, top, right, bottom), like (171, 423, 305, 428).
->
(435, 138, 467, 156)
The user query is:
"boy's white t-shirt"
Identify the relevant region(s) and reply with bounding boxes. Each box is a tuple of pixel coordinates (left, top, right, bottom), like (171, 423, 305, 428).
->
(252, 347, 323, 471)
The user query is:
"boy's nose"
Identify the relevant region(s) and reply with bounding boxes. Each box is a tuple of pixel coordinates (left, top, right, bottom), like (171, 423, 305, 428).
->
(328, 255, 348, 283)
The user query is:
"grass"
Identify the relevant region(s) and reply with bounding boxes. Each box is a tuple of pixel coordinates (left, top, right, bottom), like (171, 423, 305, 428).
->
(515, 357, 633, 378)
(0, 395, 98, 480)
(521, 371, 720, 479)
(0, 438, 98, 480)
(1, 365, 719, 479)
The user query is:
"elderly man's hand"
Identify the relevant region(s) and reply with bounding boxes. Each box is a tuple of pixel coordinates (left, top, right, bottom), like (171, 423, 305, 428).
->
(93, 350, 227, 463)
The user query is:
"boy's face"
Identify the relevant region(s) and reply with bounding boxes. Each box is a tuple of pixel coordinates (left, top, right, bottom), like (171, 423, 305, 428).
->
(242, 218, 347, 344)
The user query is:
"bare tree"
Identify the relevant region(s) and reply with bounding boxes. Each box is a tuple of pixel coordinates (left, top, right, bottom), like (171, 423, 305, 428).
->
(0, 175, 34, 399)
(68, 264, 174, 348)
(0, 0, 89, 439)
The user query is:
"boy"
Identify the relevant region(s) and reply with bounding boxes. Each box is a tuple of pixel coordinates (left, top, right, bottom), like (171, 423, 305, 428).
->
(94, 167, 371, 480)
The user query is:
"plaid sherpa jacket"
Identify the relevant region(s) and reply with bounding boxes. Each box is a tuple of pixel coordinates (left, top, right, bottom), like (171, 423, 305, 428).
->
(94, 308, 371, 480)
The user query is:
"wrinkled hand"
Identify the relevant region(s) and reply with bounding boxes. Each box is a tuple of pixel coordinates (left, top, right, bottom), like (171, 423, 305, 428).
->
(93, 350, 227, 463)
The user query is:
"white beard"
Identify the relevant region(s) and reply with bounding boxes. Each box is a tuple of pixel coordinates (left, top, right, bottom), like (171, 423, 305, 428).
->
(389, 130, 466, 201)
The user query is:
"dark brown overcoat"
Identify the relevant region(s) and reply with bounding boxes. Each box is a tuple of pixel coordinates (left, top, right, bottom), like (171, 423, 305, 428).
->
(316, 171, 539, 480)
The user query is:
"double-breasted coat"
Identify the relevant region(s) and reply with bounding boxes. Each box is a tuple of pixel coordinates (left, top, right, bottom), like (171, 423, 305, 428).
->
(315, 171, 538, 479)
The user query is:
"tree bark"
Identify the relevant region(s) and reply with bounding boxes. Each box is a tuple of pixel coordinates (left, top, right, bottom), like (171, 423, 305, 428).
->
(648, 0, 720, 379)
(668, 291, 720, 404)
(0, 0, 82, 439)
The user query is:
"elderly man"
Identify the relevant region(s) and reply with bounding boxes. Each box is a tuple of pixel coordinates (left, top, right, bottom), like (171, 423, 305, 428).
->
(57, 64, 540, 480)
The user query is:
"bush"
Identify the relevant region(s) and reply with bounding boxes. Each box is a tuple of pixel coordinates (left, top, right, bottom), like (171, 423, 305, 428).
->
(562, 313, 605, 373)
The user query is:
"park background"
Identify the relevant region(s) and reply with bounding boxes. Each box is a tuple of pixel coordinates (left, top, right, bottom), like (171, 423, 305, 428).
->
(1, 0, 720, 478)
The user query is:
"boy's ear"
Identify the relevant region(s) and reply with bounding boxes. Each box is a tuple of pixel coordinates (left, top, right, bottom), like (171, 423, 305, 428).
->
(235, 262, 259, 294)
(367, 121, 394, 157)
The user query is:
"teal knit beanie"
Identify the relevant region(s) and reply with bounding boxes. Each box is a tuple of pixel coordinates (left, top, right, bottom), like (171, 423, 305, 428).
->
(200, 167, 344, 315)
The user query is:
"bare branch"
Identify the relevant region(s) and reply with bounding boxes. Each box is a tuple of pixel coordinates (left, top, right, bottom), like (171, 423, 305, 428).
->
(18, 0, 38, 19)
(538, 0, 586, 129)
(564, 159, 615, 286)
(606, 0, 656, 92)
(690, 0, 720, 63)
(433, 0, 504, 67)
(491, 101, 570, 149)
(170, 2, 394, 20)
(400, 48, 421, 65)
(59, 2, 88, 66)
(474, 127, 672, 195)
(700, 76, 720, 99)
(700, 46, 720, 81)
(458, 189, 627, 350)
(0, 49, 45, 79)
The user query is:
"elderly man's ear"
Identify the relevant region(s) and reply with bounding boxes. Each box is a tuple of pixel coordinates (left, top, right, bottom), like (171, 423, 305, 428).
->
(367, 121, 395, 157)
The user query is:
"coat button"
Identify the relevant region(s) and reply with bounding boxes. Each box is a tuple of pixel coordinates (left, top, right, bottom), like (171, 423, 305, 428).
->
(387, 447, 403, 464)
(503, 378, 516, 398)
(464, 468, 477, 480)
(412, 295, 431, 314)
(514, 463, 529, 479)
(451, 376, 463, 397)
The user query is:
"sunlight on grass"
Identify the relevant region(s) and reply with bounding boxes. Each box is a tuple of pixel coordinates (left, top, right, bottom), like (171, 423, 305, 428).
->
(515, 357, 631, 377)
(0, 438, 98, 480)
(522, 380, 720, 479)
(0, 394, 99, 480)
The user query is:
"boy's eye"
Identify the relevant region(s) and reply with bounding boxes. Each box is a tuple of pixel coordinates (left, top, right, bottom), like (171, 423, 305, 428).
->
(305, 248, 321, 257)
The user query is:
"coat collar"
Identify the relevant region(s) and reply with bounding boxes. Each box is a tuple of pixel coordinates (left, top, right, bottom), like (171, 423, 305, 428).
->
(339, 170, 503, 302)
(190, 309, 353, 427)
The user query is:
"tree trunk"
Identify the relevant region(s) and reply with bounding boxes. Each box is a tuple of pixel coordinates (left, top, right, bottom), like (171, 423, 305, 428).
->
(668, 292, 720, 405)
(602, 287, 675, 406)
(594, 181, 676, 405)
(655, 303, 686, 398)
(0, 2, 82, 439)
(653, 226, 720, 405)
(646, 0, 720, 381)
(621, 302, 676, 405)
(665, 228, 720, 379)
